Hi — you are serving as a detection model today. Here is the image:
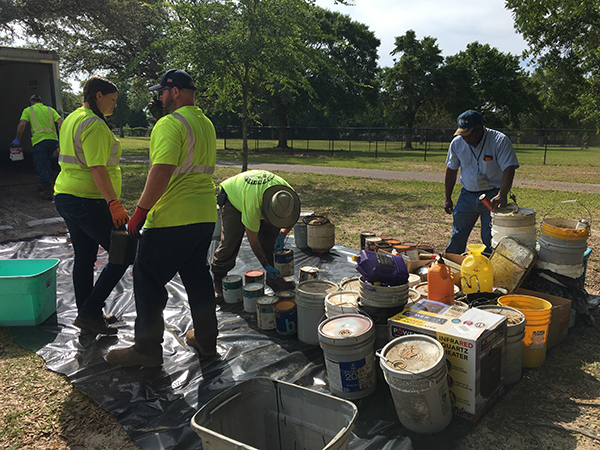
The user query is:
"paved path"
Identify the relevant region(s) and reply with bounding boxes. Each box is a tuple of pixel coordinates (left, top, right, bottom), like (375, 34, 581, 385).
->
(216, 160, 600, 194)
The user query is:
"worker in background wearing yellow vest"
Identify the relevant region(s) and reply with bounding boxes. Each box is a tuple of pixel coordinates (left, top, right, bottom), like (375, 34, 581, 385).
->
(12, 94, 64, 199)
(106, 69, 218, 367)
(54, 77, 130, 336)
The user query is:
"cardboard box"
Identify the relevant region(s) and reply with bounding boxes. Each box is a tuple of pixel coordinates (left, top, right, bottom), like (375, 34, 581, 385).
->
(514, 288, 571, 350)
(388, 299, 506, 423)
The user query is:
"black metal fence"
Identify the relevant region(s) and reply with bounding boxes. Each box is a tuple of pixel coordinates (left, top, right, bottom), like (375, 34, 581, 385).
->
(220, 126, 600, 153)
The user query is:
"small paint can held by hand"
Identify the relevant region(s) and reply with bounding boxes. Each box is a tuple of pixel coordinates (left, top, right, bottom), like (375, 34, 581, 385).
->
(273, 249, 294, 277)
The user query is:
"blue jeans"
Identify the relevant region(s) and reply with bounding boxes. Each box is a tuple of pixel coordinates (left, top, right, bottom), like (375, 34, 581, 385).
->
(33, 139, 58, 183)
(54, 194, 129, 317)
(133, 222, 217, 357)
(445, 187, 499, 255)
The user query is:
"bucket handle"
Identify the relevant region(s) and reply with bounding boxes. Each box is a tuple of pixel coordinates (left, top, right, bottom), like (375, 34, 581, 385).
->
(542, 200, 592, 226)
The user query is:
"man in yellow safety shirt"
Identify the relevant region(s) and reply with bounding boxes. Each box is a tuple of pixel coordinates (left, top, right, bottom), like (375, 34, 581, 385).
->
(211, 170, 301, 297)
(12, 94, 64, 199)
(106, 69, 218, 367)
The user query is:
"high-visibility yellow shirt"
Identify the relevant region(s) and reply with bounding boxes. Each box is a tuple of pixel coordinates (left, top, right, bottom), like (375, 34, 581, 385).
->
(54, 106, 122, 198)
(19, 103, 61, 145)
(144, 105, 217, 229)
(220, 170, 293, 232)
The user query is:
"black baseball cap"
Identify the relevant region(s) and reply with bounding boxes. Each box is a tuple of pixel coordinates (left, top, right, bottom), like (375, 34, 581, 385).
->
(149, 69, 196, 91)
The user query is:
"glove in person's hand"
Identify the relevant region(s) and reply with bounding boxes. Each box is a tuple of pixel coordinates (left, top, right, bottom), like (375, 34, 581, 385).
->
(265, 264, 280, 279)
(128, 205, 149, 238)
(11, 138, 20, 147)
(274, 233, 285, 252)
(108, 199, 129, 228)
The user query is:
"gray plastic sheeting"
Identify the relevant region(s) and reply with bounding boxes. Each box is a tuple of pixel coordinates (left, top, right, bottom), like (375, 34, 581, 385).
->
(2, 235, 474, 450)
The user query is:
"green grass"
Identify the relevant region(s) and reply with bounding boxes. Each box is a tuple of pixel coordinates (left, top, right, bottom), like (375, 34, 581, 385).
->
(119, 137, 600, 183)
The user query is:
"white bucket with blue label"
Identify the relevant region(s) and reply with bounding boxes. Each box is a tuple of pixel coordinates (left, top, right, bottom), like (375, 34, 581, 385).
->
(318, 314, 376, 400)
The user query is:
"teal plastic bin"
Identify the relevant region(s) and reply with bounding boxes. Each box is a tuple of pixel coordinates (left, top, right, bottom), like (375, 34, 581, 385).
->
(0, 259, 60, 326)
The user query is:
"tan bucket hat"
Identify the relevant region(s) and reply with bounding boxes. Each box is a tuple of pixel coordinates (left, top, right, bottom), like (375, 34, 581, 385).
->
(262, 185, 300, 228)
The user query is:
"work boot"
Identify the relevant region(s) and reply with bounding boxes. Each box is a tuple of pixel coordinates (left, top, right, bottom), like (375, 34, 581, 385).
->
(38, 182, 54, 200)
(185, 330, 217, 358)
(73, 315, 118, 335)
(266, 275, 295, 293)
(106, 346, 163, 367)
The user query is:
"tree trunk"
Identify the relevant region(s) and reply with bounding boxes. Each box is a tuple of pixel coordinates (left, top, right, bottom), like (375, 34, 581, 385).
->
(277, 114, 288, 149)
(405, 128, 414, 149)
(242, 72, 249, 172)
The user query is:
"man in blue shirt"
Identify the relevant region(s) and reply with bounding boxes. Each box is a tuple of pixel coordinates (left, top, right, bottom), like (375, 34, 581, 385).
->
(444, 110, 519, 255)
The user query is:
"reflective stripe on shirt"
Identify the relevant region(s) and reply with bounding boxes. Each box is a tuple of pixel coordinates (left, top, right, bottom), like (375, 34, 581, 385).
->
(29, 106, 56, 134)
(58, 116, 120, 166)
(166, 112, 215, 175)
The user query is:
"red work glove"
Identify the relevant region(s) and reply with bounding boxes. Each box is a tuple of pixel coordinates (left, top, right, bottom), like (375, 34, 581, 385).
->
(128, 206, 149, 239)
(108, 199, 129, 228)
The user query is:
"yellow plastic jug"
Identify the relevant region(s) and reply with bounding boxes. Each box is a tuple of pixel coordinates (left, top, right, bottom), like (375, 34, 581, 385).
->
(461, 244, 493, 293)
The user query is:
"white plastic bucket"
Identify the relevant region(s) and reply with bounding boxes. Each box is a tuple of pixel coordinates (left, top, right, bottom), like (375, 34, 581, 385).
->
(256, 296, 278, 330)
(296, 280, 339, 345)
(243, 283, 264, 313)
(379, 335, 452, 434)
(325, 291, 360, 318)
(539, 233, 588, 265)
(222, 275, 242, 304)
(318, 314, 377, 400)
(358, 276, 408, 308)
(340, 277, 361, 293)
(491, 223, 537, 249)
(476, 305, 526, 384)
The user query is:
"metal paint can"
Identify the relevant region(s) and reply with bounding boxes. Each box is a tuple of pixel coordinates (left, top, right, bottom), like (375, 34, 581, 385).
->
(256, 295, 279, 330)
(273, 249, 294, 277)
(277, 290, 296, 302)
(222, 275, 243, 304)
(243, 282, 264, 313)
(274, 300, 297, 335)
(360, 232, 376, 250)
(245, 269, 265, 285)
(299, 265, 319, 282)
(365, 236, 381, 252)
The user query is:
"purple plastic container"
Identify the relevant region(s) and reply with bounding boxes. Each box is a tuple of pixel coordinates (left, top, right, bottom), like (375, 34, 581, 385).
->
(354, 250, 409, 286)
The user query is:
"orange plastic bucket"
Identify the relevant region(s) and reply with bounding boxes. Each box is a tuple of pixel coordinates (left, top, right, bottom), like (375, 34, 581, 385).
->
(498, 294, 552, 368)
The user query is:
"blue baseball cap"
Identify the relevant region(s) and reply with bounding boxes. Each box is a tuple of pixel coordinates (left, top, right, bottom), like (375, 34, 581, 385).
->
(149, 69, 196, 91)
(454, 110, 483, 136)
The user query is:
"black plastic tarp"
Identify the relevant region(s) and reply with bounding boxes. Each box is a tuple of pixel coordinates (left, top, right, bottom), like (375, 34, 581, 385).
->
(2, 235, 476, 450)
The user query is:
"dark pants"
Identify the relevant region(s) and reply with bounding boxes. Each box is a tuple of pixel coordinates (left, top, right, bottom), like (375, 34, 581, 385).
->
(211, 198, 279, 279)
(445, 187, 499, 255)
(33, 139, 58, 183)
(133, 222, 217, 357)
(54, 194, 129, 316)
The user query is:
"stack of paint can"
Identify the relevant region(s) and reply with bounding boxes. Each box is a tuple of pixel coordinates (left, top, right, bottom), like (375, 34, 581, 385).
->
(243, 269, 265, 314)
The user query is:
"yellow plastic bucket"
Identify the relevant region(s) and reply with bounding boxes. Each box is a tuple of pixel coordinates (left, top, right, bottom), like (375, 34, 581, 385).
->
(498, 295, 552, 368)
(541, 218, 589, 241)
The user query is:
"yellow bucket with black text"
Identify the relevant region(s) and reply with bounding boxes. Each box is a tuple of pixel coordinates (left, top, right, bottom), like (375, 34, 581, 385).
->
(498, 294, 552, 368)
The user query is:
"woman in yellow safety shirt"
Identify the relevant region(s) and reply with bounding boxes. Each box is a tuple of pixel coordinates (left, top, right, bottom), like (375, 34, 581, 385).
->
(54, 76, 129, 336)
